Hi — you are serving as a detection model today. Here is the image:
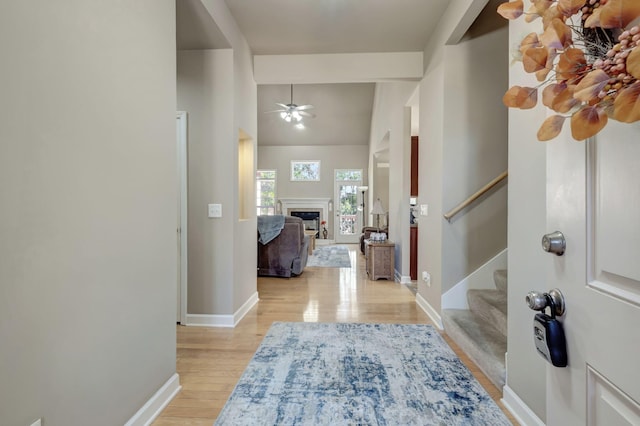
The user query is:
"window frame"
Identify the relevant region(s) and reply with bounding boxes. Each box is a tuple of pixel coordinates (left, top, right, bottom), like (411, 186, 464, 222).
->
(256, 169, 277, 216)
(290, 160, 321, 182)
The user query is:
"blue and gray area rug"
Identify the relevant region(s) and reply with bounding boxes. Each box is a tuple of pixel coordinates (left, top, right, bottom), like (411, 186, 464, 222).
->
(306, 245, 351, 268)
(215, 322, 510, 425)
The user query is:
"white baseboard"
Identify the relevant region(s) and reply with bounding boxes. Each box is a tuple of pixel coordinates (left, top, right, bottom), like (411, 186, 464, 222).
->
(416, 292, 443, 330)
(502, 385, 545, 426)
(186, 292, 259, 328)
(442, 249, 508, 310)
(125, 373, 181, 426)
(399, 275, 412, 284)
(186, 313, 235, 327)
(234, 292, 259, 325)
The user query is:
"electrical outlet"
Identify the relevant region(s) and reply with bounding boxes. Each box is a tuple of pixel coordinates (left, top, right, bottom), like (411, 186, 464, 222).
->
(420, 204, 429, 216)
(422, 271, 431, 287)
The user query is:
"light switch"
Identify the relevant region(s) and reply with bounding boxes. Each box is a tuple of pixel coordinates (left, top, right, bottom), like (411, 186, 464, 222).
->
(420, 204, 429, 216)
(208, 203, 222, 218)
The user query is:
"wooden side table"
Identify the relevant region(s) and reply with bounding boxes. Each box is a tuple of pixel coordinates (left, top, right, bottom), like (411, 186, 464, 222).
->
(364, 240, 395, 280)
(304, 230, 316, 255)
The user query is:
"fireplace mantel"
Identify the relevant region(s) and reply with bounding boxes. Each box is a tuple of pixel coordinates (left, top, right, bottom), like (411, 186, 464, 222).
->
(278, 198, 331, 225)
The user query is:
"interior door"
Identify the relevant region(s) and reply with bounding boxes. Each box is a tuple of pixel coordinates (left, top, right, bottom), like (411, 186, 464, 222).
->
(334, 179, 361, 244)
(545, 121, 640, 424)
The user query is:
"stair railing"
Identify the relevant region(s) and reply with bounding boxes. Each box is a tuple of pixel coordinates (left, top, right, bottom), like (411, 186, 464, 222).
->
(443, 171, 508, 222)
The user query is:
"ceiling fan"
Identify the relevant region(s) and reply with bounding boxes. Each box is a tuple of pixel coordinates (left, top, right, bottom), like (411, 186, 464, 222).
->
(266, 84, 315, 124)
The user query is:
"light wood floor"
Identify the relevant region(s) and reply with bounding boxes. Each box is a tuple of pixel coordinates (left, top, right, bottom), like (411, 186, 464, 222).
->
(153, 244, 517, 425)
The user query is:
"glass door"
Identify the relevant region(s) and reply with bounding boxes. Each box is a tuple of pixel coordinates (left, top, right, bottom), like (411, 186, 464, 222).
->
(334, 170, 362, 244)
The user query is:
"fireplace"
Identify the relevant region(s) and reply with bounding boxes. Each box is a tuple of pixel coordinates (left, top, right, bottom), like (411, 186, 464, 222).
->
(289, 211, 320, 236)
(279, 198, 330, 238)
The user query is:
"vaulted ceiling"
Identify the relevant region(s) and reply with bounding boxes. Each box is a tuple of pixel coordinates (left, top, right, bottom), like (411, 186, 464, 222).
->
(179, 0, 452, 146)
(223, 0, 450, 55)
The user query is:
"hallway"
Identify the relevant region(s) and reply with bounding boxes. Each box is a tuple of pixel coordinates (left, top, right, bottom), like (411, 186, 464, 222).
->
(154, 244, 515, 424)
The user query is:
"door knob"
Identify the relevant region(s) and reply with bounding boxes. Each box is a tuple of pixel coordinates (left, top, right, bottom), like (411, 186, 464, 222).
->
(542, 231, 565, 256)
(526, 288, 565, 317)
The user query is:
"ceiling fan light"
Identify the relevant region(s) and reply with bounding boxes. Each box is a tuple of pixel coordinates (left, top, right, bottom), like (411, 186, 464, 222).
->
(292, 111, 302, 121)
(295, 123, 305, 130)
(284, 114, 292, 123)
(280, 112, 287, 119)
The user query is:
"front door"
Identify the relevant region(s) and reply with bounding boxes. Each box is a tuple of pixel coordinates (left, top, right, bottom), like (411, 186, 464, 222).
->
(546, 121, 640, 424)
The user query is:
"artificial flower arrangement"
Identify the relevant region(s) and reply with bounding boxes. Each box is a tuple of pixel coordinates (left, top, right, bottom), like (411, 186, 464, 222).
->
(498, 0, 640, 141)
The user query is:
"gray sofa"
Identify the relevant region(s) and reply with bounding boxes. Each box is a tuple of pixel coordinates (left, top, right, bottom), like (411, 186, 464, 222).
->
(258, 216, 309, 277)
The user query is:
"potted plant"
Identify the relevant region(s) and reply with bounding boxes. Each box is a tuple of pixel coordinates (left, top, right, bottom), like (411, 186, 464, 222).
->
(321, 220, 328, 239)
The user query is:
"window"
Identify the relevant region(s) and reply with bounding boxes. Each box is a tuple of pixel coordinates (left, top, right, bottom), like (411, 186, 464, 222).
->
(335, 170, 362, 181)
(256, 170, 276, 216)
(291, 160, 320, 181)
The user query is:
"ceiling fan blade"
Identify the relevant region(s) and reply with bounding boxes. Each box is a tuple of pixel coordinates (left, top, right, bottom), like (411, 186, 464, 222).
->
(265, 109, 286, 114)
(275, 103, 290, 109)
(296, 104, 314, 111)
(299, 111, 316, 118)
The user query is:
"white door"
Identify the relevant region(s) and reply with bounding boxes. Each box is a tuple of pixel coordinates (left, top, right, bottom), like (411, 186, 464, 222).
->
(546, 121, 640, 424)
(334, 170, 363, 244)
(176, 112, 188, 324)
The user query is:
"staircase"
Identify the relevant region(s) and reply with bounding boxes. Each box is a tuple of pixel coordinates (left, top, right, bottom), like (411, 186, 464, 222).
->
(442, 270, 508, 389)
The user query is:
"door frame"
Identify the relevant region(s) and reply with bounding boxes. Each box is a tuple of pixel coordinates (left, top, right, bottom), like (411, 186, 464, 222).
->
(176, 111, 188, 325)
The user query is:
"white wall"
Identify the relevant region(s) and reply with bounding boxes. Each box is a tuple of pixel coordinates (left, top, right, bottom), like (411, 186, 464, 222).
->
(418, 0, 507, 309)
(178, 0, 258, 320)
(254, 52, 423, 84)
(178, 49, 235, 315)
(418, 58, 446, 312)
(258, 145, 369, 238)
(229, 5, 260, 311)
(440, 6, 508, 293)
(0, 1, 177, 424)
(368, 82, 417, 278)
(373, 162, 390, 228)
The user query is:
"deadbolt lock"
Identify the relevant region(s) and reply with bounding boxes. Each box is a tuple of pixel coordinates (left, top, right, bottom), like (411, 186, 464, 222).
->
(542, 231, 566, 256)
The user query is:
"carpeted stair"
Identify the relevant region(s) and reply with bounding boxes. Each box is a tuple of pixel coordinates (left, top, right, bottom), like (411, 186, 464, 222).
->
(442, 270, 507, 389)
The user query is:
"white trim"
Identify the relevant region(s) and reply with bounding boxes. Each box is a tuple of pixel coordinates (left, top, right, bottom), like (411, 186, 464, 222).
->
(176, 111, 188, 325)
(233, 292, 260, 325)
(399, 275, 412, 285)
(279, 198, 330, 230)
(442, 249, 508, 310)
(502, 385, 545, 426)
(125, 373, 181, 426)
(416, 292, 443, 330)
(185, 292, 259, 328)
(254, 52, 424, 84)
(186, 313, 235, 327)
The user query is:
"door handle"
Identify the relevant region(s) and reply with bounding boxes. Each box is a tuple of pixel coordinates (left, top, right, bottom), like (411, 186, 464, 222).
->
(542, 231, 566, 256)
(526, 288, 565, 317)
